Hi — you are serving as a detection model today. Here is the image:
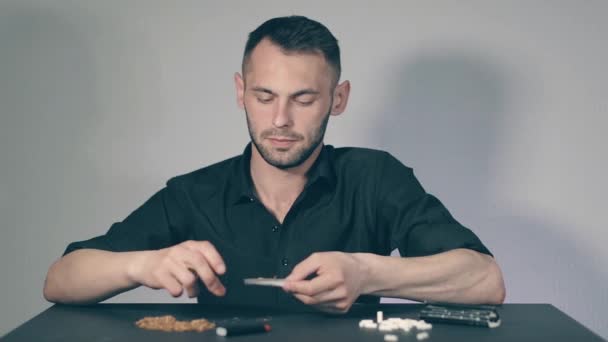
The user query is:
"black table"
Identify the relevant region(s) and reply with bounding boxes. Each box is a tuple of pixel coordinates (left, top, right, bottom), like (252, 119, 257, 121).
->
(1, 303, 604, 341)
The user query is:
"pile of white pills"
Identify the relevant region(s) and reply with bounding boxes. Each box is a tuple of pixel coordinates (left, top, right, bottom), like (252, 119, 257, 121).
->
(358, 311, 432, 341)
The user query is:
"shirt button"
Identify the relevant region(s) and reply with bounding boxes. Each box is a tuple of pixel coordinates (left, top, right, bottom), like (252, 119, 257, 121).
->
(248, 197, 255, 203)
(272, 225, 280, 232)
(281, 258, 289, 266)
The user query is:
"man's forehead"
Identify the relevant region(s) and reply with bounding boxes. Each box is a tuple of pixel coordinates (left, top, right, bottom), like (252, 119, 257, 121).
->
(243, 39, 333, 88)
(246, 38, 327, 66)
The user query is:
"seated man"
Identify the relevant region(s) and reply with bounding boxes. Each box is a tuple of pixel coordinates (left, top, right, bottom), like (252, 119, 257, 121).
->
(43, 15, 505, 313)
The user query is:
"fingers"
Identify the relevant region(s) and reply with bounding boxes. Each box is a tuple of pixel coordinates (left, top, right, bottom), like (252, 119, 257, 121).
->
(185, 241, 226, 275)
(317, 300, 352, 314)
(178, 245, 226, 297)
(284, 274, 339, 297)
(155, 241, 226, 297)
(187, 257, 226, 296)
(292, 293, 352, 313)
(157, 268, 183, 297)
(285, 253, 321, 282)
(283, 252, 356, 313)
(284, 252, 342, 297)
(291, 286, 347, 305)
(312, 286, 349, 303)
(168, 260, 199, 298)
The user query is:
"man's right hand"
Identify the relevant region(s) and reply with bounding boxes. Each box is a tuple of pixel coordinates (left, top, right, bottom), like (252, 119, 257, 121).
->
(128, 240, 226, 298)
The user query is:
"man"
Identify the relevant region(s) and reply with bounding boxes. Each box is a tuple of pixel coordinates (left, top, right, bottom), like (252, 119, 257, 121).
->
(44, 15, 505, 313)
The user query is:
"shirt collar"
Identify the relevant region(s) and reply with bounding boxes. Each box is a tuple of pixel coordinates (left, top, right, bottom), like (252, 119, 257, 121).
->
(228, 143, 336, 205)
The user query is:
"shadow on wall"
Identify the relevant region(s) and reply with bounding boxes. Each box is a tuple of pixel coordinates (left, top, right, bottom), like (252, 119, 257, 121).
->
(373, 51, 607, 338)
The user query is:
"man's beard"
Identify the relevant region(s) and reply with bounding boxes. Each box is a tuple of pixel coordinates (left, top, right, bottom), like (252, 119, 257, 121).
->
(245, 105, 331, 170)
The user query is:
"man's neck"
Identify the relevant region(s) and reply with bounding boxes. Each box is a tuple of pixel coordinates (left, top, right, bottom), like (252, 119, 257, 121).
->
(249, 143, 323, 214)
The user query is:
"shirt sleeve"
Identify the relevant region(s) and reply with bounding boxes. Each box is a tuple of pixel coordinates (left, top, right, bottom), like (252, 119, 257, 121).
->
(377, 152, 492, 257)
(62, 178, 187, 256)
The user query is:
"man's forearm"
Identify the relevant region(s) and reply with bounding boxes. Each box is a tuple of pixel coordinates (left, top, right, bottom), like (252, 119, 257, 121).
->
(355, 248, 505, 304)
(43, 249, 143, 304)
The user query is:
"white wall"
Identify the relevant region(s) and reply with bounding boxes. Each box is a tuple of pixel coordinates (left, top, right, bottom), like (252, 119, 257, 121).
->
(1, 1, 606, 338)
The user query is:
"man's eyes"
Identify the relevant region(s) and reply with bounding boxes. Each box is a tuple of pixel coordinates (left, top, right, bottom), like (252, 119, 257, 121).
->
(254, 95, 316, 105)
(256, 97, 273, 104)
(295, 98, 314, 106)
(294, 95, 316, 106)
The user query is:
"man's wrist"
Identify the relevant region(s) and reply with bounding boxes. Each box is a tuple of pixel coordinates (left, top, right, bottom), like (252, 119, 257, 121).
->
(124, 250, 151, 286)
(352, 252, 383, 295)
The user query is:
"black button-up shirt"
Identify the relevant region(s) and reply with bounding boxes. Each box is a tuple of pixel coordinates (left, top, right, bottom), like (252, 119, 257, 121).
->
(64, 144, 491, 309)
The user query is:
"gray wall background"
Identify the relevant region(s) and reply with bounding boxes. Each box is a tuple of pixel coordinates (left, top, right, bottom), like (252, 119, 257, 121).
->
(1, 0, 606, 338)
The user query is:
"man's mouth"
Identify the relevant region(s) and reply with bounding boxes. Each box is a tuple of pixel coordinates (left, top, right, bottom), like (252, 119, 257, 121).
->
(267, 137, 298, 147)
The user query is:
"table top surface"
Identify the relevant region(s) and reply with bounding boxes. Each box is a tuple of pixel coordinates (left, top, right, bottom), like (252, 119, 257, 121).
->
(1, 303, 604, 342)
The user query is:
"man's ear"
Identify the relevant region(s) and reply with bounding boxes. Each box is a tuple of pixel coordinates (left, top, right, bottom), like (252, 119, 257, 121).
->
(330, 80, 351, 116)
(234, 72, 245, 110)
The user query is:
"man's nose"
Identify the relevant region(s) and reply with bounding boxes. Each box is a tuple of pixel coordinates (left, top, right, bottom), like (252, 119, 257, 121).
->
(272, 101, 293, 128)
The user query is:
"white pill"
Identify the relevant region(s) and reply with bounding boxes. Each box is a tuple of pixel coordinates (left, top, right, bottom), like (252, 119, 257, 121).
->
(379, 325, 396, 332)
(417, 322, 433, 331)
(377, 311, 384, 323)
(488, 319, 501, 328)
(416, 332, 429, 340)
(379, 322, 397, 327)
(361, 322, 378, 329)
(384, 334, 399, 341)
(400, 326, 412, 332)
(359, 319, 374, 328)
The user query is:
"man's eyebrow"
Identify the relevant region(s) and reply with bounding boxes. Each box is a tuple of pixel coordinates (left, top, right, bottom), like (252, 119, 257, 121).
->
(290, 89, 320, 97)
(251, 87, 275, 95)
(250, 87, 320, 97)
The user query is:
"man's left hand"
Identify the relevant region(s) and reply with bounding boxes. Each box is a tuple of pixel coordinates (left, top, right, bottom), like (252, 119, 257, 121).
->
(282, 252, 368, 313)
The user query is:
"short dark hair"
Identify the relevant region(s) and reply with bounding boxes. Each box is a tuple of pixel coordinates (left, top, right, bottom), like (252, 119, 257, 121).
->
(242, 15, 341, 84)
